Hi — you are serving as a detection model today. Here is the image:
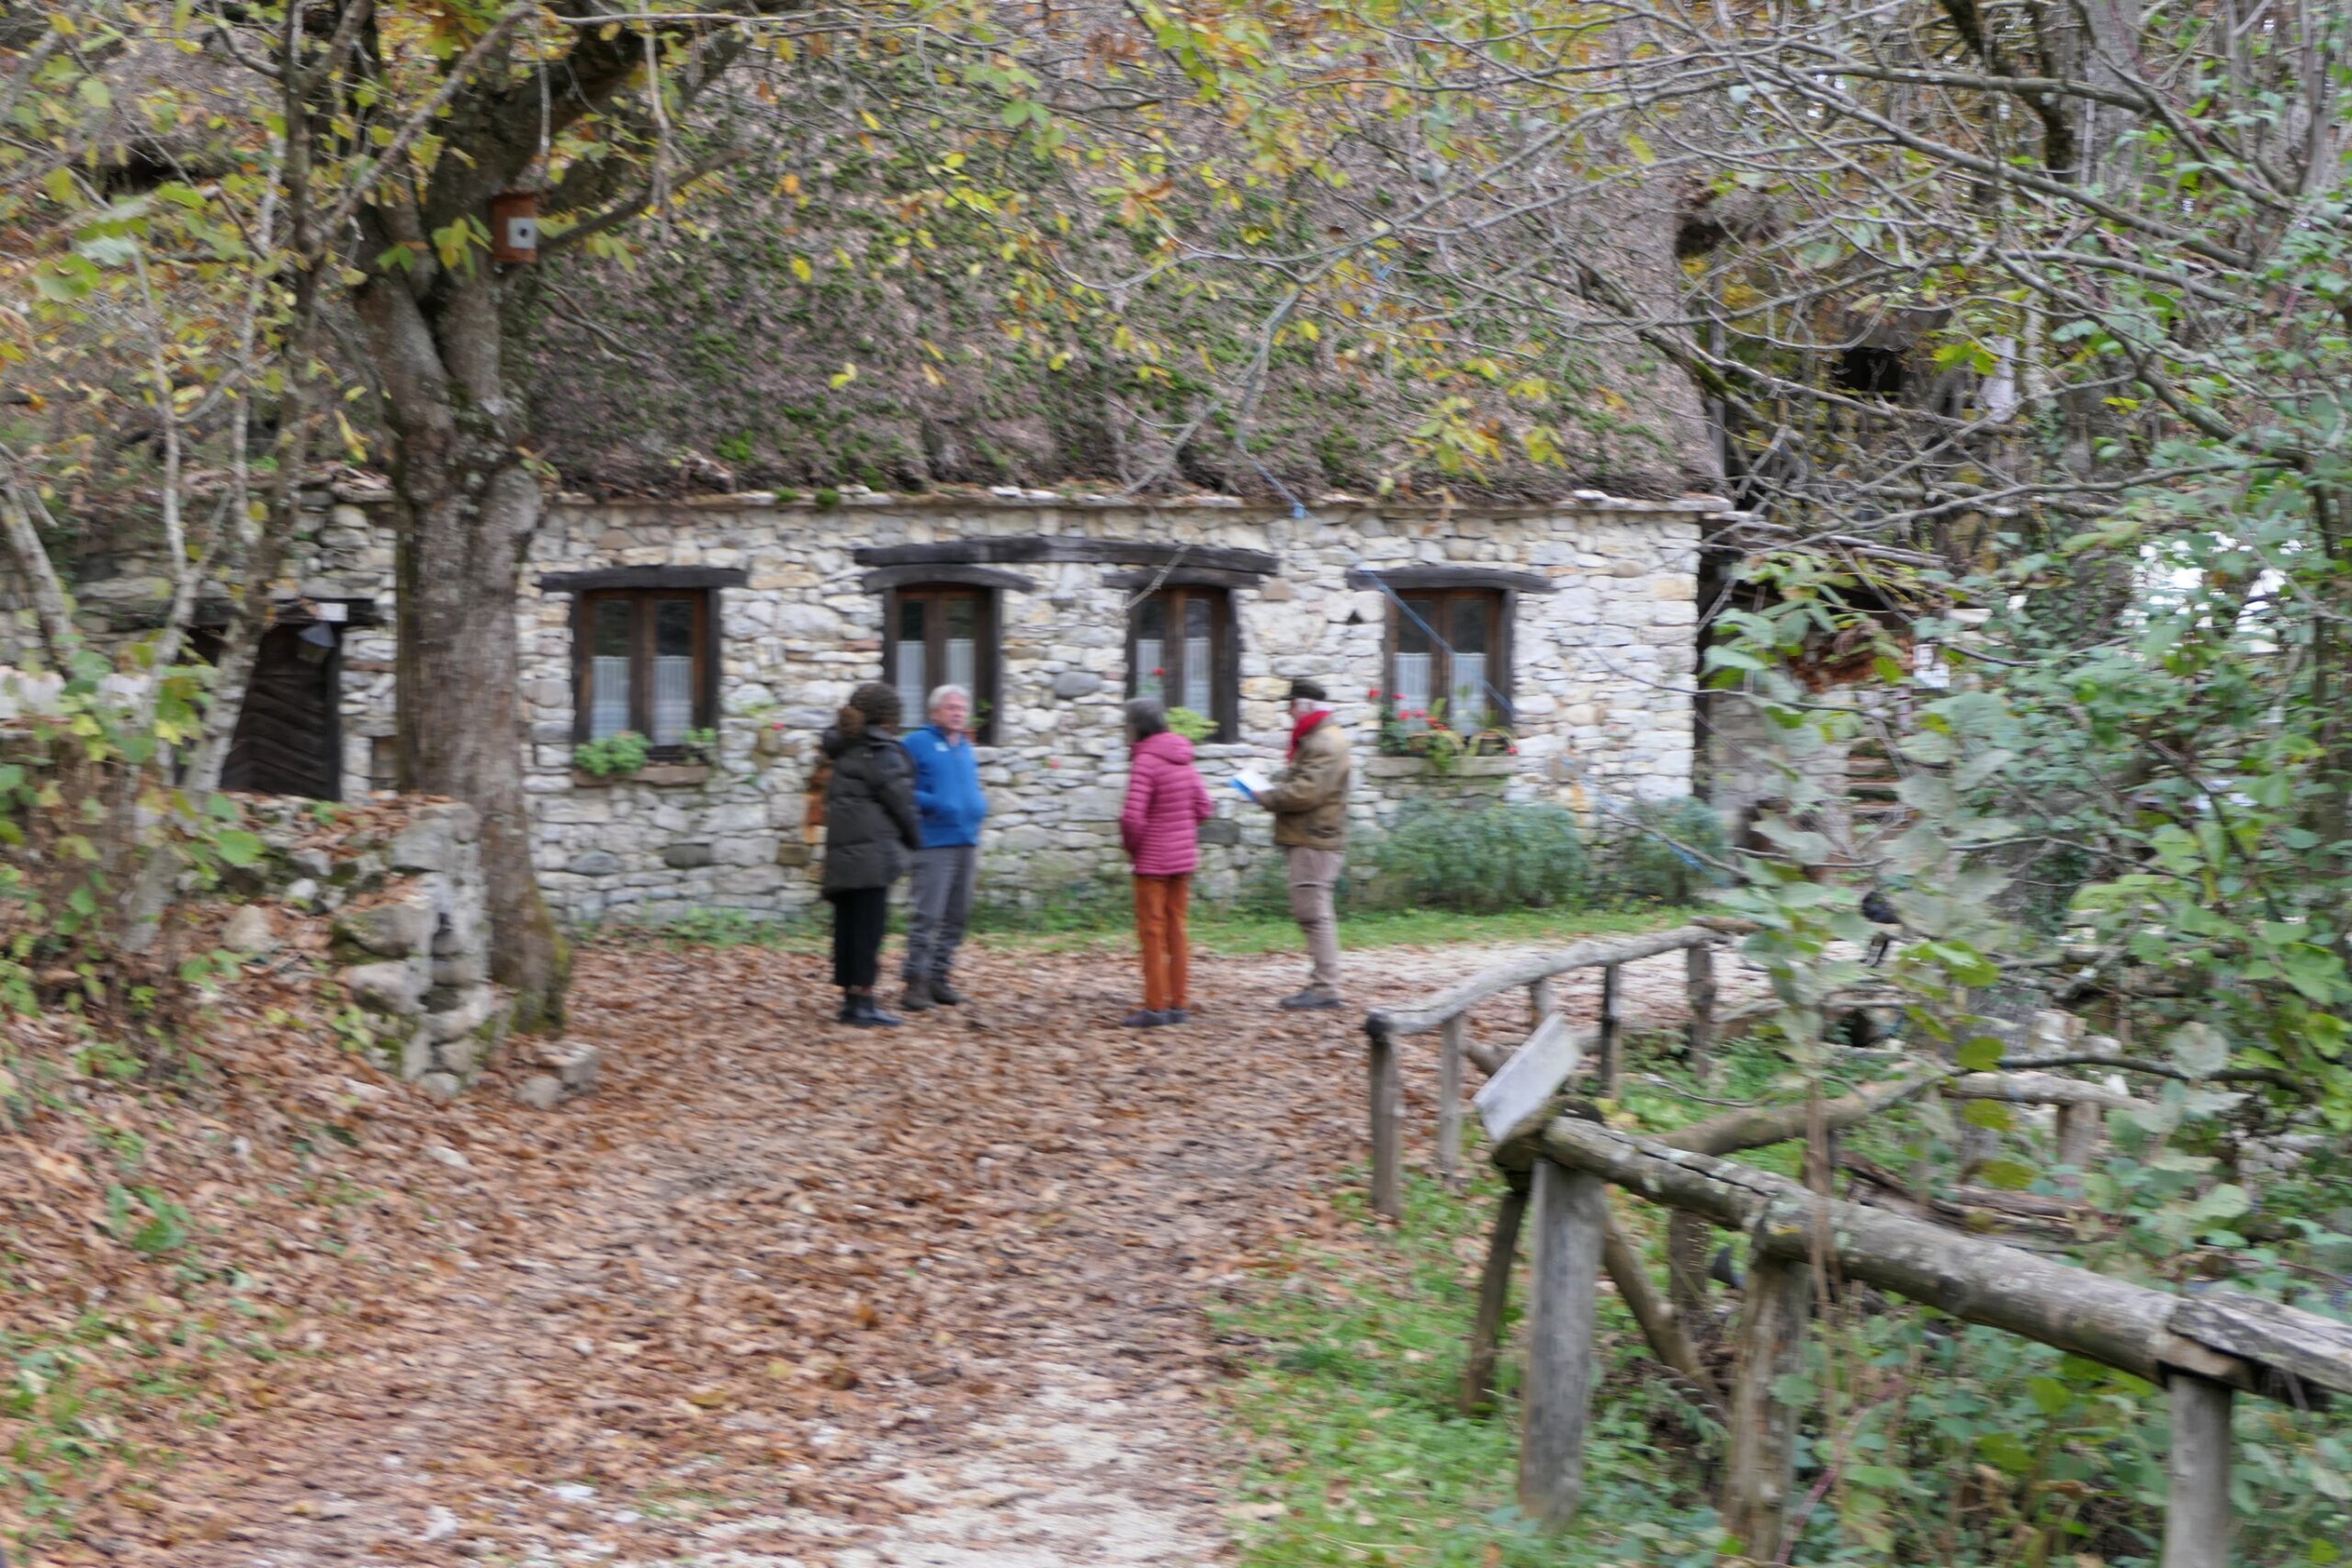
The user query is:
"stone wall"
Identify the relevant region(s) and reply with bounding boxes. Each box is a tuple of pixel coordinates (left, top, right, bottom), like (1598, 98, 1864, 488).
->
(517, 493, 1708, 924)
(6, 487, 1717, 925)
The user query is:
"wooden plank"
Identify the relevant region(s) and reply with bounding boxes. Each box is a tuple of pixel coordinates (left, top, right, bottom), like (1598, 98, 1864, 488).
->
(1685, 940, 1717, 1080)
(1601, 1206, 1724, 1417)
(1437, 1015, 1466, 1185)
(2172, 1291, 2352, 1398)
(2162, 1374, 2233, 1568)
(1459, 1175, 1529, 1416)
(1474, 1013, 1589, 1146)
(1722, 1251, 1810, 1562)
(1369, 925, 1717, 1038)
(1520, 1159, 1606, 1530)
(1367, 1023, 1403, 1220)
(1597, 964, 1623, 1097)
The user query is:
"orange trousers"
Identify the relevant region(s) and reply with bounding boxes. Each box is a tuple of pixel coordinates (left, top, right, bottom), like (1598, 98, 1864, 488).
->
(1133, 874, 1193, 1013)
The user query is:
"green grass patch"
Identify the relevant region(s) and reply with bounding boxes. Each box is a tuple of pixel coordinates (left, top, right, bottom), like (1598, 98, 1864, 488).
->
(1216, 1170, 1726, 1568)
(612, 902, 1699, 959)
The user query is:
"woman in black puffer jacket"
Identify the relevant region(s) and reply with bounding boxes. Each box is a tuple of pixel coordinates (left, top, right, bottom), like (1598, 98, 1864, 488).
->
(820, 682, 922, 1026)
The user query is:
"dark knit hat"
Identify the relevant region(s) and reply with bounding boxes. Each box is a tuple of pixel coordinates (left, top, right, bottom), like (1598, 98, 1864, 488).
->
(1286, 677, 1328, 702)
(848, 681, 903, 729)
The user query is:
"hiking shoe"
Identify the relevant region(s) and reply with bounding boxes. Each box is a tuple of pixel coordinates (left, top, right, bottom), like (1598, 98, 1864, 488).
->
(1278, 988, 1343, 1011)
(837, 993, 858, 1024)
(929, 976, 969, 1006)
(1121, 1009, 1170, 1028)
(850, 995, 904, 1028)
(1163, 1008, 1191, 1024)
(901, 976, 935, 1013)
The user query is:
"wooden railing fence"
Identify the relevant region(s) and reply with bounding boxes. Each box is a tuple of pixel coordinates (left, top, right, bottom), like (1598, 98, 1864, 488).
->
(1360, 922, 1728, 1216)
(1363, 942, 2352, 1565)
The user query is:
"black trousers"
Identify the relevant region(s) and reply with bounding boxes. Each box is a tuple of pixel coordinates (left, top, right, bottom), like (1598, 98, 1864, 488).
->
(829, 886, 890, 990)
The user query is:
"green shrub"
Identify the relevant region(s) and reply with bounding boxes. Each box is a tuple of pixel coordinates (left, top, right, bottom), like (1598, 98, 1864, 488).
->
(1165, 705, 1216, 742)
(1357, 801, 1589, 913)
(572, 731, 650, 778)
(1603, 796, 1731, 905)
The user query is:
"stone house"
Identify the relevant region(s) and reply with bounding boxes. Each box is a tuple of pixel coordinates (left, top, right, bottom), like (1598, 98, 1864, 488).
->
(9, 484, 1721, 926)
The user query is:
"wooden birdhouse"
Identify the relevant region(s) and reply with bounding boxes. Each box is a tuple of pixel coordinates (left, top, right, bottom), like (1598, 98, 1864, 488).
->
(490, 190, 538, 264)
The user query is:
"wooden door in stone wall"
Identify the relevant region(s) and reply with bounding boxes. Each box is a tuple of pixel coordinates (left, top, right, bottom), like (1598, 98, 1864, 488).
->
(220, 624, 342, 800)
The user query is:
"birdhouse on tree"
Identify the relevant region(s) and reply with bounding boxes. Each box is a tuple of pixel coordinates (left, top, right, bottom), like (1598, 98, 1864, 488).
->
(490, 190, 538, 264)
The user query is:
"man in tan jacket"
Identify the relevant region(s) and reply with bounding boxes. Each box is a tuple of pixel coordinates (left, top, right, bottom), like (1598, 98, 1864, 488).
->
(1253, 678, 1351, 1010)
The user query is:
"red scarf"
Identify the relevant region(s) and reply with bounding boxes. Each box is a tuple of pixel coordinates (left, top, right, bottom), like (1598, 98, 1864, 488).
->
(1287, 708, 1331, 760)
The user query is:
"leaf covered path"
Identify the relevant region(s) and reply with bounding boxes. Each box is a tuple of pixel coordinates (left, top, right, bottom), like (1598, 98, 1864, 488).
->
(132, 935, 1726, 1566)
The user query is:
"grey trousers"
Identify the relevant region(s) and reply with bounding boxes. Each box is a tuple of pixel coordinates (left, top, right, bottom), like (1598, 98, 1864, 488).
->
(903, 844, 979, 981)
(1285, 844, 1344, 995)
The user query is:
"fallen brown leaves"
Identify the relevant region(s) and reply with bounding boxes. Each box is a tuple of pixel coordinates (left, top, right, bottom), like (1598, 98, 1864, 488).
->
(3, 917, 1711, 1566)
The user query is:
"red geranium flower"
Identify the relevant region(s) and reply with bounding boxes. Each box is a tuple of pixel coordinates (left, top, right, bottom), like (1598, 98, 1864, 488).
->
(1152, 667, 1164, 676)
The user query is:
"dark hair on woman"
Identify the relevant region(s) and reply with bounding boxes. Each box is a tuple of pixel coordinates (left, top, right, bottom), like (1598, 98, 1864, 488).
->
(1125, 696, 1168, 739)
(848, 681, 903, 730)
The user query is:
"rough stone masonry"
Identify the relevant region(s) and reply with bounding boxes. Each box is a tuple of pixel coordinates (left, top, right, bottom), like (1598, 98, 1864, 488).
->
(13, 488, 1717, 926)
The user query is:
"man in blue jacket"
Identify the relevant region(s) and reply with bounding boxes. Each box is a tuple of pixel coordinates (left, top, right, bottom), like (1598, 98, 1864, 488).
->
(900, 683, 987, 1010)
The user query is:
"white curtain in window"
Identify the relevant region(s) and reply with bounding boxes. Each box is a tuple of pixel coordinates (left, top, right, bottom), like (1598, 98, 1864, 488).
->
(651, 656, 694, 745)
(896, 644, 926, 729)
(1136, 637, 1164, 700)
(591, 657, 632, 738)
(1450, 653, 1487, 726)
(1394, 651, 1432, 729)
(946, 637, 976, 697)
(1183, 634, 1211, 713)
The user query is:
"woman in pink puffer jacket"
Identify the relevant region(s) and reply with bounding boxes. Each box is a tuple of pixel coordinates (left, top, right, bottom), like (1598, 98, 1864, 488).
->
(1118, 697, 1216, 1027)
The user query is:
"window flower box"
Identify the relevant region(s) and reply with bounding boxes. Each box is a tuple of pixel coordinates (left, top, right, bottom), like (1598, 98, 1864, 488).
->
(1363, 754, 1518, 780)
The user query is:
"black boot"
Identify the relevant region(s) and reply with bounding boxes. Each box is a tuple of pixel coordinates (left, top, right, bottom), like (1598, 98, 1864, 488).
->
(901, 975, 935, 1013)
(929, 976, 968, 1006)
(854, 993, 904, 1028)
(837, 990, 858, 1024)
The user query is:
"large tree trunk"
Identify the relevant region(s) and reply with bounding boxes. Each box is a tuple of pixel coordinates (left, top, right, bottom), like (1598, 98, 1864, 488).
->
(358, 266, 569, 1033)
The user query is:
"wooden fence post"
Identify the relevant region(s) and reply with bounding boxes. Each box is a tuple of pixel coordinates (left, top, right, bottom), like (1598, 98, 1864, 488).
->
(1531, 975, 1555, 1026)
(2162, 1374, 2233, 1568)
(1722, 1250, 1811, 1562)
(1598, 964, 1623, 1096)
(1460, 1170, 1530, 1416)
(1685, 940, 1717, 1081)
(2056, 1100, 2104, 1189)
(1437, 1014, 1466, 1186)
(1367, 1021, 1402, 1220)
(1520, 1158, 1607, 1530)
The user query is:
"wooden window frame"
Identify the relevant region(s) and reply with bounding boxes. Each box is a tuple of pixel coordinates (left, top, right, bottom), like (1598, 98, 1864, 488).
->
(1126, 584, 1238, 742)
(570, 588, 720, 753)
(882, 584, 1001, 744)
(1383, 587, 1514, 729)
